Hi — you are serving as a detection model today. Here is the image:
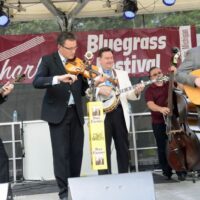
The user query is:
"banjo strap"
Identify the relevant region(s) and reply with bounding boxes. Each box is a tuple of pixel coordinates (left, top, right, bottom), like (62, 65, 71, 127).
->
(112, 69, 119, 88)
(112, 69, 121, 99)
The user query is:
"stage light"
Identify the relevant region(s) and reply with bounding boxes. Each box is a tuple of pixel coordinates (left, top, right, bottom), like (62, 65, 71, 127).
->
(162, 0, 176, 6)
(0, 8, 10, 27)
(123, 0, 138, 20)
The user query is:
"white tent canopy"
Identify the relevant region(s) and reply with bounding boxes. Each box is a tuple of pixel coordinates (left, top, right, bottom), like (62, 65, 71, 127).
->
(3, 0, 200, 21)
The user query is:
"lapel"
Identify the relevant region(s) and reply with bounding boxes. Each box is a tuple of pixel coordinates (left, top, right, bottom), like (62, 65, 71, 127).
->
(53, 52, 71, 91)
(53, 52, 66, 74)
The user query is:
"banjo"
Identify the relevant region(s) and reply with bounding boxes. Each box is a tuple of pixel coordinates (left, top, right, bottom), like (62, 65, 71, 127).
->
(97, 76, 169, 113)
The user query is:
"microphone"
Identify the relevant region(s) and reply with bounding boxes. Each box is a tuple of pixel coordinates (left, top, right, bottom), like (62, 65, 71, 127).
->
(84, 51, 94, 61)
(172, 47, 180, 54)
(171, 47, 180, 66)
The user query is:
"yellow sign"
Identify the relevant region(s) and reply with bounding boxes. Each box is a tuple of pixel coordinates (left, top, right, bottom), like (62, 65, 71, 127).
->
(87, 101, 107, 170)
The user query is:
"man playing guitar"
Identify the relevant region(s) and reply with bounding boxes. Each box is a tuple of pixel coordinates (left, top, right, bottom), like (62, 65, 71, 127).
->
(0, 81, 14, 199)
(175, 46, 200, 105)
(175, 46, 200, 87)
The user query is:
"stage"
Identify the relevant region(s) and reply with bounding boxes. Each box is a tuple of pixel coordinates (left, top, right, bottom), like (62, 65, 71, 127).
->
(12, 171, 200, 200)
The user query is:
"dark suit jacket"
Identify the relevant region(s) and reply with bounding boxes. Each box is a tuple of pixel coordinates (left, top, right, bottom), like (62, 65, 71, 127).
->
(33, 52, 88, 125)
(0, 95, 6, 104)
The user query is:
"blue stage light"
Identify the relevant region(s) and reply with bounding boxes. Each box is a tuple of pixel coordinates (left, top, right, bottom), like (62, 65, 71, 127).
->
(123, 10, 136, 19)
(0, 10, 10, 27)
(163, 0, 176, 6)
(123, 0, 138, 20)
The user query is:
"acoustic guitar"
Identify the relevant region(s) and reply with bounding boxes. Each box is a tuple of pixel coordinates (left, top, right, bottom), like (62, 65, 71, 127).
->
(183, 69, 200, 105)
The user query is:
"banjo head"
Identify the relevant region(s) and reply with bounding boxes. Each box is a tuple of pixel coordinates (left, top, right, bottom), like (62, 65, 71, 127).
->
(98, 90, 120, 113)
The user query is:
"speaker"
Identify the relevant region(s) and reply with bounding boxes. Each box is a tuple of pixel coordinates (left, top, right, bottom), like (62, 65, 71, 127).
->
(68, 171, 155, 200)
(0, 183, 9, 200)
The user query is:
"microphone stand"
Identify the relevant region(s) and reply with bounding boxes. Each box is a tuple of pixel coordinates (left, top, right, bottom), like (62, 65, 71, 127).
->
(87, 62, 96, 102)
(19, 113, 25, 182)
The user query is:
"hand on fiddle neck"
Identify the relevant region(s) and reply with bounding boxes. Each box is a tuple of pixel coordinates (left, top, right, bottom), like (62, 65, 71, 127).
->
(94, 75, 107, 86)
(57, 74, 77, 84)
(194, 77, 200, 88)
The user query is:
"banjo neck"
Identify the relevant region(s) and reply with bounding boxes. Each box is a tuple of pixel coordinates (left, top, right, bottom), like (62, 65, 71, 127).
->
(119, 76, 169, 94)
(98, 75, 168, 113)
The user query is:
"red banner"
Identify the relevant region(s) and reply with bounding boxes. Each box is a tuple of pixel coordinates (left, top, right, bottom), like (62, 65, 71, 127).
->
(0, 26, 196, 84)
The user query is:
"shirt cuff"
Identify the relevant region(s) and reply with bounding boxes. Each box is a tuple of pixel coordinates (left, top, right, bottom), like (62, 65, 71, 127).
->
(52, 76, 60, 85)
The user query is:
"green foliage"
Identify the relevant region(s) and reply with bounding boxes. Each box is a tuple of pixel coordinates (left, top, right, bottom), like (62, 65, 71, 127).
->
(0, 19, 60, 35)
(144, 11, 200, 33)
(0, 10, 200, 35)
(72, 10, 200, 33)
(73, 16, 136, 31)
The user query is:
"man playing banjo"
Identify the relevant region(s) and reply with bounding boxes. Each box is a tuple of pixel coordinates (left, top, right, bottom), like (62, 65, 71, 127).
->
(94, 47, 144, 175)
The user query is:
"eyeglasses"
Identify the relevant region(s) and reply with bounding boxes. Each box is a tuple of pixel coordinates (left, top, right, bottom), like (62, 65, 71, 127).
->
(150, 71, 162, 77)
(62, 45, 78, 51)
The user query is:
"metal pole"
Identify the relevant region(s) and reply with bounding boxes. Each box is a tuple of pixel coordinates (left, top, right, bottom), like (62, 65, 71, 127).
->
(131, 115, 139, 172)
(11, 123, 16, 182)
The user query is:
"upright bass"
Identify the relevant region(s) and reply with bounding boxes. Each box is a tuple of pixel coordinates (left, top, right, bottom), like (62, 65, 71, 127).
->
(166, 48, 200, 174)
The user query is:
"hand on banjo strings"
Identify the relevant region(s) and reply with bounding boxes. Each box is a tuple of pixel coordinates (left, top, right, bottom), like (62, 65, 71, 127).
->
(98, 85, 113, 97)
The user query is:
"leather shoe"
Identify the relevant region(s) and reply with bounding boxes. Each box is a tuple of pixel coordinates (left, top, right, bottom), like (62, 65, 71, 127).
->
(177, 173, 186, 181)
(60, 197, 68, 200)
(163, 172, 172, 180)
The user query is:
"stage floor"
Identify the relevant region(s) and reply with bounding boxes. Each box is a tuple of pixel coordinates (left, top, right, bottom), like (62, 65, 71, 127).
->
(13, 171, 200, 200)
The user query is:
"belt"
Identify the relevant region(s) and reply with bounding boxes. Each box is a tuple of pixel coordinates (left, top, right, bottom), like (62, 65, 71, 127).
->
(67, 104, 75, 108)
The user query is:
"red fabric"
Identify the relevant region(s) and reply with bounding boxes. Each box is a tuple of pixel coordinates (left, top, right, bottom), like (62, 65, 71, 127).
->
(145, 82, 169, 124)
(0, 26, 197, 84)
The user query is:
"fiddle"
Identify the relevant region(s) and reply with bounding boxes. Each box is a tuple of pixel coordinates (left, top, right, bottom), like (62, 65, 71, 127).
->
(65, 57, 118, 86)
(65, 57, 99, 79)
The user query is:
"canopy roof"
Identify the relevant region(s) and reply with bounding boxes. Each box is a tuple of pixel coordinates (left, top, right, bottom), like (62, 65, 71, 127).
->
(2, 0, 200, 22)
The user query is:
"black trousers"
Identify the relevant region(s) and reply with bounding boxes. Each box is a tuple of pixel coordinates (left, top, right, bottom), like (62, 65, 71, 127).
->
(0, 138, 9, 183)
(49, 106, 84, 199)
(152, 123, 172, 176)
(98, 104, 129, 175)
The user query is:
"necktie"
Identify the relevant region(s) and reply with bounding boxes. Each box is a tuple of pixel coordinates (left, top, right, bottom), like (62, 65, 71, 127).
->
(103, 70, 113, 86)
(63, 58, 67, 65)
(62, 58, 75, 105)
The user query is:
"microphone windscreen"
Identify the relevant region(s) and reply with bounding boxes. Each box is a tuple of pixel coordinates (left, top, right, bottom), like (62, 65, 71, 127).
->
(172, 47, 179, 54)
(84, 51, 93, 61)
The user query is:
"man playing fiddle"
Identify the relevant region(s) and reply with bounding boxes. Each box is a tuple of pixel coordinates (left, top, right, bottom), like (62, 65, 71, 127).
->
(33, 31, 88, 200)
